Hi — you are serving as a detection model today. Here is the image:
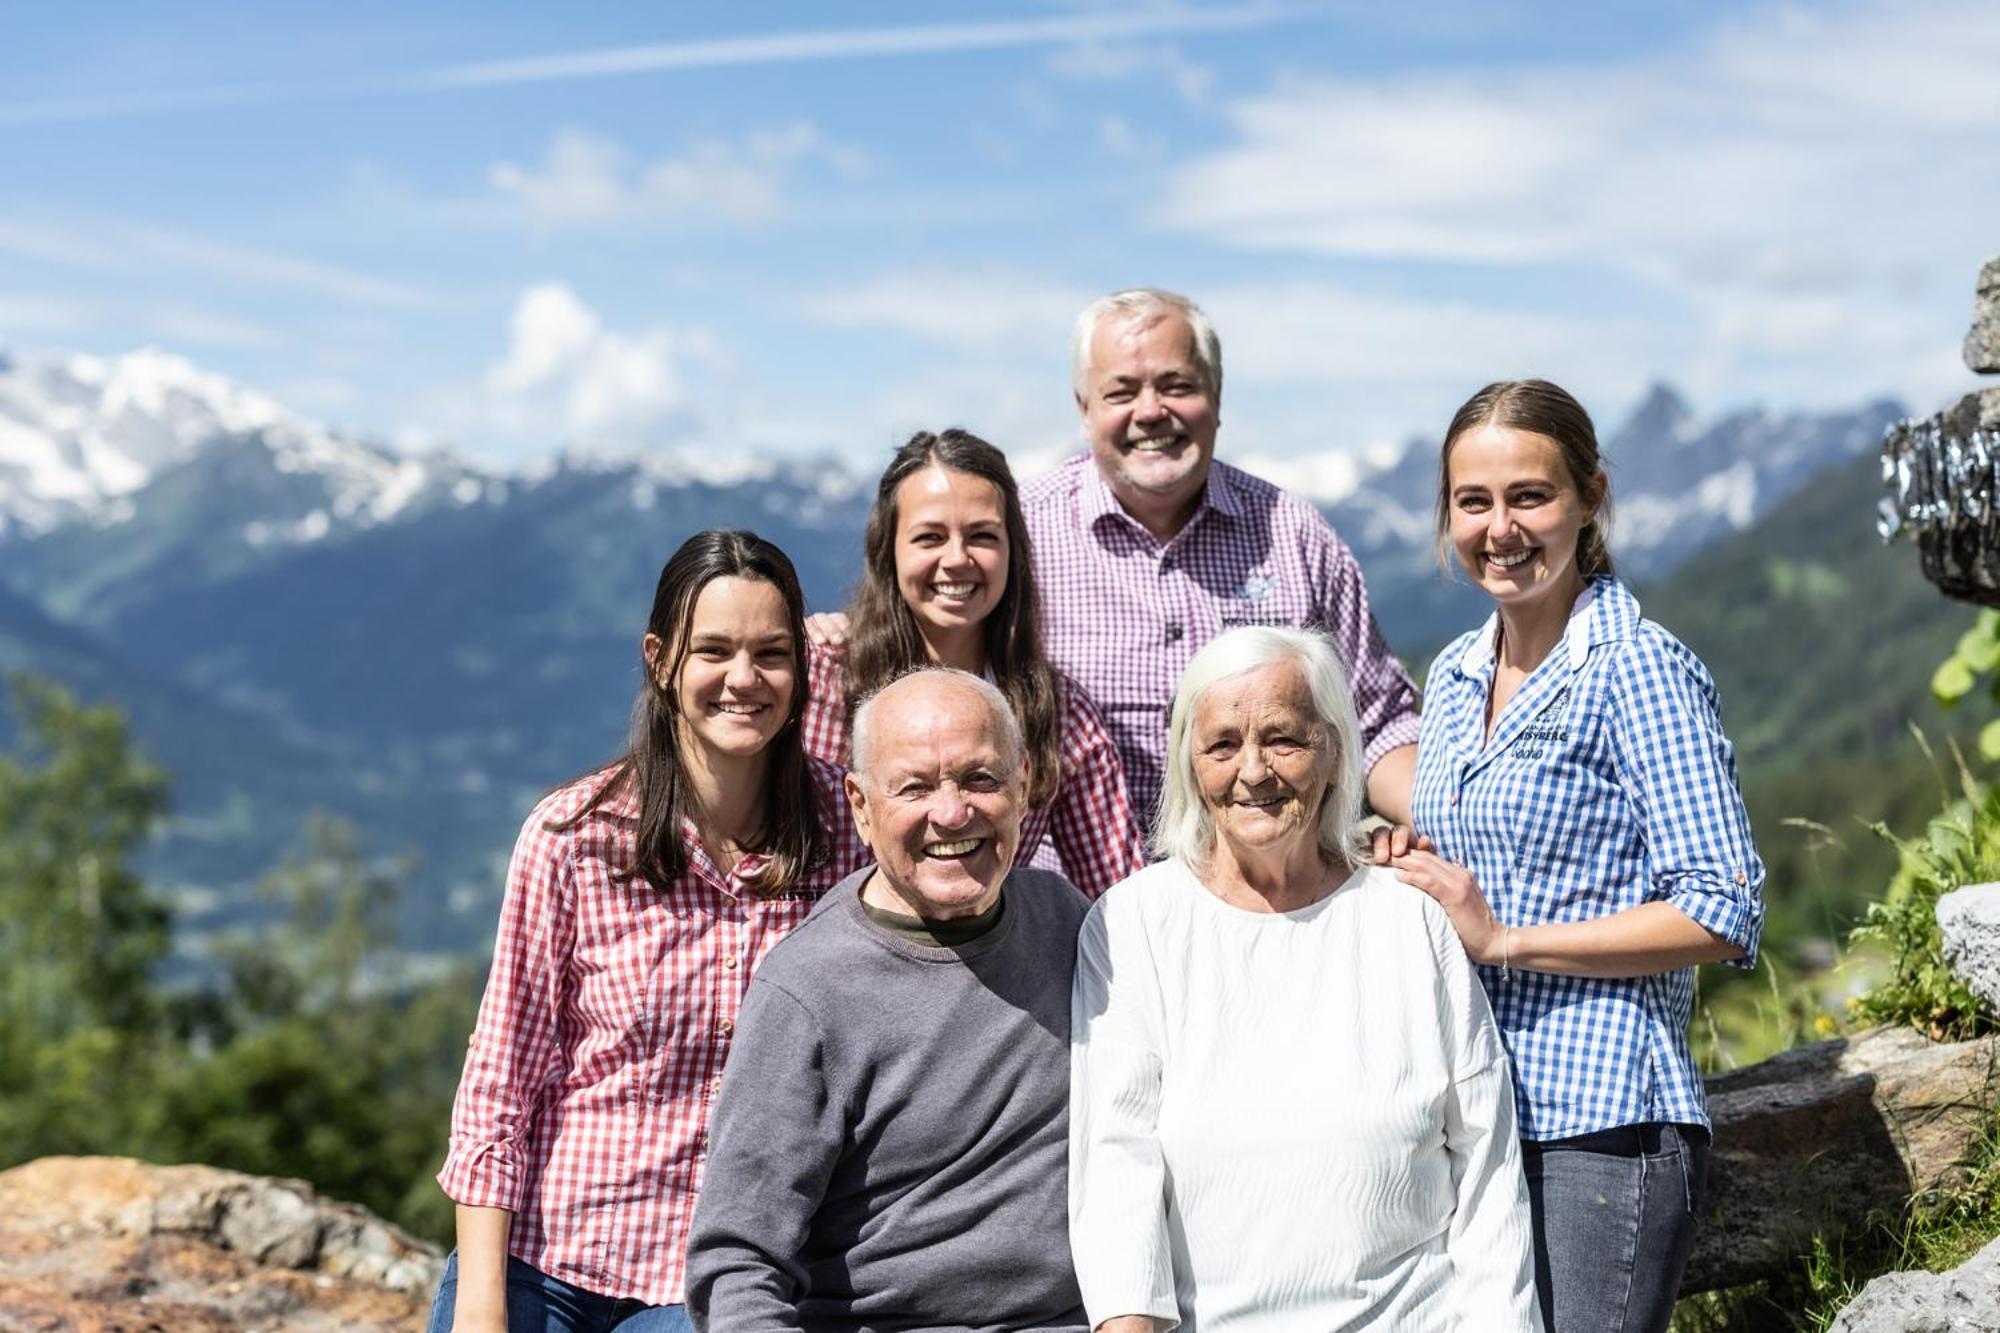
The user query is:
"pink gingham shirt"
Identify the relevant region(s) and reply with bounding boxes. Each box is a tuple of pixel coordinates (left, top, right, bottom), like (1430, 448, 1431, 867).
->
(436, 759, 870, 1304)
(801, 640, 1148, 898)
(1020, 453, 1421, 821)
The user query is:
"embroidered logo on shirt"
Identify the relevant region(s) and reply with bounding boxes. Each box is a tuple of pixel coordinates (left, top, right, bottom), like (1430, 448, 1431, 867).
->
(1513, 688, 1573, 760)
(1235, 571, 1277, 601)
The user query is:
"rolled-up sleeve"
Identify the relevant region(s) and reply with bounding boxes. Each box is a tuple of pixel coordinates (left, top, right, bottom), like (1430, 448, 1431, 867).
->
(1069, 903, 1180, 1329)
(436, 806, 575, 1210)
(1609, 635, 1766, 969)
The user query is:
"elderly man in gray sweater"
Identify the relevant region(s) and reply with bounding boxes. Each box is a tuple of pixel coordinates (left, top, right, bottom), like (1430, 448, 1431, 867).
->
(685, 667, 1091, 1333)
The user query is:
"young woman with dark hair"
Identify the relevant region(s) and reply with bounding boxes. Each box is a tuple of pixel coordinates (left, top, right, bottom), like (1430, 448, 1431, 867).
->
(429, 529, 869, 1333)
(804, 428, 1146, 898)
(1387, 379, 1765, 1333)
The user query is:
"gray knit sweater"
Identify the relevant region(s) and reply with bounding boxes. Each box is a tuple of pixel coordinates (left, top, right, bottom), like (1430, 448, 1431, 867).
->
(686, 866, 1091, 1333)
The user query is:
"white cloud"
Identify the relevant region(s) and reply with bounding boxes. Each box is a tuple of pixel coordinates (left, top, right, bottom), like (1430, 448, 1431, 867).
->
(491, 125, 866, 229)
(483, 283, 715, 446)
(1163, 0, 2000, 408)
(802, 270, 1087, 353)
(0, 8, 1305, 127)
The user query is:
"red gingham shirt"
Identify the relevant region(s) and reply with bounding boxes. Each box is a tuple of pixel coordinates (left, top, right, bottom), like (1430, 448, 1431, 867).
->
(436, 758, 870, 1304)
(1020, 454, 1422, 822)
(802, 640, 1148, 898)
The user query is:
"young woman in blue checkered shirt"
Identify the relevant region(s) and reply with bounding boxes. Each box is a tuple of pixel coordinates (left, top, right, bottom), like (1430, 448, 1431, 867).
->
(1388, 379, 1765, 1333)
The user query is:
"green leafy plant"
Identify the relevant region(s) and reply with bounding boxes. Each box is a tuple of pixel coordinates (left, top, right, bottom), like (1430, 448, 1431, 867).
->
(1848, 755, 1994, 1042)
(1931, 609, 2000, 761)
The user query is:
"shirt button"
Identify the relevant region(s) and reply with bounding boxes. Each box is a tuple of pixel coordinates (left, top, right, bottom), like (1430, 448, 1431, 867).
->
(724, 955, 738, 970)
(1165, 623, 1183, 643)
(717, 1019, 734, 1038)
(708, 1076, 724, 1096)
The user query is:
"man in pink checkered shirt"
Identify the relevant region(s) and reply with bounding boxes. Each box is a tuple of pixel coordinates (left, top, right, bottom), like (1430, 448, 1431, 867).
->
(1022, 287, 1420, 826)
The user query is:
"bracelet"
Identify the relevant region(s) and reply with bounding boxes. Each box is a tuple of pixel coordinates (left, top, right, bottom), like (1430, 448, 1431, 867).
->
(1500, 924, 1512, 982)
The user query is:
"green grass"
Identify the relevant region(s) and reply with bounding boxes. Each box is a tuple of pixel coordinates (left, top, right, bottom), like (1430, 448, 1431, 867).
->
(1672, 1097, 2000, 1331)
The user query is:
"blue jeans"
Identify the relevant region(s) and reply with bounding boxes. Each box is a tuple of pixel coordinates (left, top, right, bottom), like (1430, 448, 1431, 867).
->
(426, 1251, 693, 1333)
(1520, 1122, 1710, 1333)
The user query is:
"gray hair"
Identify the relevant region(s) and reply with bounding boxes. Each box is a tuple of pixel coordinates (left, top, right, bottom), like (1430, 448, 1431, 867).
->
(1153, 626, 1366, 870)
(1071, 287, 1224, 402)
(850, 665, 1025, 781)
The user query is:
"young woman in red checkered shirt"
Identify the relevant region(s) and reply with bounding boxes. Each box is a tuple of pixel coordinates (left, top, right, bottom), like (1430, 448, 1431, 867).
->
(428, 529, 870, 1333)
(801, 429, 1148, 900)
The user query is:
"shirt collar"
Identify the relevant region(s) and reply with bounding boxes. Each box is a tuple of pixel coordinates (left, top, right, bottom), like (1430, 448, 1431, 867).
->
(1455, 576, 1635, 678)
(1080, 453, 1241, 535)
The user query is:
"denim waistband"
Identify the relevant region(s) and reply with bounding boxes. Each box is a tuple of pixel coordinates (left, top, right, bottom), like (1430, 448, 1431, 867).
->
(1523, 1121, 1711, 1157)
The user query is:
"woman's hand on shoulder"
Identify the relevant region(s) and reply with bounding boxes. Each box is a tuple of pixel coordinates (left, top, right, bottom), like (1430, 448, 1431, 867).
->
(804, 612, 850, 653)
(1384, 848, 1503, 966)
(1367, 823, 1433, 863)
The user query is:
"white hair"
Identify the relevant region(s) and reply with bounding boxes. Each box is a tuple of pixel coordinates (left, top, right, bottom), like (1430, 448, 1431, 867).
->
(1153, 626, 1367, 870)
(850, 665, 1025, 781)
(1071, 287, 1224, 402)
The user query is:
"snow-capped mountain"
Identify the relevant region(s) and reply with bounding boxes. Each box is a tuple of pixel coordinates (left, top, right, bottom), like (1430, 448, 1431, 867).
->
(0, 347, 497, 541)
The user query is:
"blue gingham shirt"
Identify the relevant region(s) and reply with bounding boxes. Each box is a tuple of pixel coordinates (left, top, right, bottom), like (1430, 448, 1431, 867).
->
(1411, 577, 1764, 1140)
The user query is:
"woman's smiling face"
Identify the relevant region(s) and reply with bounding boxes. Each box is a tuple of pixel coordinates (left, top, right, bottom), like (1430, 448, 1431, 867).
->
(893, 465, 1010, 645)
(1445, 421, 1601, 614)
(649, 574, 797, 764)
(1190, 659, 1333, 858)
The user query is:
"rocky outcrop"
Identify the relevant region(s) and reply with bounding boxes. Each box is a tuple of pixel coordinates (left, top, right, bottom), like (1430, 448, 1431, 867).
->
(0, 1156, 441, 1331)
(1967, 255, 2000, 374)
(1940, 881, 2000, 1018)
(1684, 1026, 2000, 1294)
(1828, 1232, 2000, 1332)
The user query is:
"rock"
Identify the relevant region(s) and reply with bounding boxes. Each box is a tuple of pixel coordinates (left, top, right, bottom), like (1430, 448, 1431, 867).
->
(1827, 1232, 2000, 1331)
(1968, 255, 2000, 374)
(1939, 882, 2000, 1017)
(1684, 1027, 2000, 1294)
(0, 1156, 442, 1330)
(1951, 386, 2000, 434)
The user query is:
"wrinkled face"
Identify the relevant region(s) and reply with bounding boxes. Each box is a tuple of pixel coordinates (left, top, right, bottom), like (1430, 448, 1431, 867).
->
(893, 465, 1010, 644)
(1078, 312, 1220, 509)
(846, 682, 1027, 920)
(1445, 422, 1600, 614)
(647, 575, 797, 764)
(1190, 659, 1333, 859)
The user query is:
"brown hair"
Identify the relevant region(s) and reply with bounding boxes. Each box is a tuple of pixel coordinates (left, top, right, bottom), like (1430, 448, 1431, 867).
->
(1435, 378, 1614, 578)
(843, 429, 1063, 808)
(558, 529, 829, 894)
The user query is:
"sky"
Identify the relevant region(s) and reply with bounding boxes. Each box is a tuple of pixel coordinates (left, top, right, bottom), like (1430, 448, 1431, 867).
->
(1, 0, 1996, 488)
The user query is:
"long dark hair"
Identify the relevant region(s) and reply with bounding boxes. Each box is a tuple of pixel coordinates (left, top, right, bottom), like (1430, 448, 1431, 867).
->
(1435, 378, 1615, 578)
(844, 429, 1062, 808)
(559, 529, 828, 893)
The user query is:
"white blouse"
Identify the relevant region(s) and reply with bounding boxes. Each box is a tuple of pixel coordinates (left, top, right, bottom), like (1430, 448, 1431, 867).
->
(1069, 861, 1541, 1331)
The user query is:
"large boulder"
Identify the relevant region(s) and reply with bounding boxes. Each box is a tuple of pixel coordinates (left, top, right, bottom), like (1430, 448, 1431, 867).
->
(1685, 1026, 2000, 1294)
(1827, 1232, 2000, 1331)
(0, 1156, 442, 1330)
(1968, 255, 2000, 374)
(1940, 881, 2000, 1017)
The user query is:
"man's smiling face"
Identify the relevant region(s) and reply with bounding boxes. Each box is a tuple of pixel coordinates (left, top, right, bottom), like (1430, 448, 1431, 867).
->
(1077, 309, 1220, 515)
(846, 674, 1027, 921)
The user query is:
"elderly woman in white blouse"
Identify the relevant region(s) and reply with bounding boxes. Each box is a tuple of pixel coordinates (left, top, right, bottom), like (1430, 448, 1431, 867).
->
(1069, 625, 1541, 1332)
